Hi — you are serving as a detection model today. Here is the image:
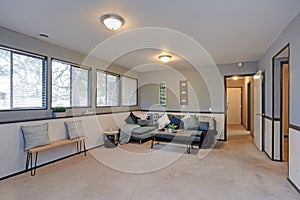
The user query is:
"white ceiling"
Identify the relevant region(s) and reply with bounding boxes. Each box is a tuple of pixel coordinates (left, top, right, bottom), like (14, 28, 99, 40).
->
(0, 0, 299, 71)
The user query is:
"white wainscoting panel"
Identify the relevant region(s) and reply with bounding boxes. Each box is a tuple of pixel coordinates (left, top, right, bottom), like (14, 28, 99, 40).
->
(264, 118, 272, 158)
(274, 121, 281, 160)
(289, 128, 300, 189)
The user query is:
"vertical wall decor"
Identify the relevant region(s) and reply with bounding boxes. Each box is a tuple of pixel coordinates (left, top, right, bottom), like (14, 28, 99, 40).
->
(180, 80, 188, 105)
(159, 82, 166, 106)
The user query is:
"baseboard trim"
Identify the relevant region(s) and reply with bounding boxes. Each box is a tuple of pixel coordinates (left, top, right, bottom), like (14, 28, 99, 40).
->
(264, 150, 273, 160)
(272, 158, 283, 162)
(287, 177, 300, 194)
(0, 144, 103, 181)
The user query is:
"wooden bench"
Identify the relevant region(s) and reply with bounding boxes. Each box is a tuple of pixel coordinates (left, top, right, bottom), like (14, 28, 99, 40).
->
(25, 137, 87, 176)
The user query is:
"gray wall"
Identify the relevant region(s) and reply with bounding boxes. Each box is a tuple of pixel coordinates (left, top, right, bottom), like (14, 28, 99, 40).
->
(259, 13, 300, 123)
(0, 27, 139, 122)
(140, 61, 258, 112)
(258, 13, 300, 189)
(140, 67, 211, 112)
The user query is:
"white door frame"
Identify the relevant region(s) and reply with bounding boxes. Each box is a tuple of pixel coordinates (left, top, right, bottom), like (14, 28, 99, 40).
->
(224, 74, 256, 141)
(254, 70, 263, 151)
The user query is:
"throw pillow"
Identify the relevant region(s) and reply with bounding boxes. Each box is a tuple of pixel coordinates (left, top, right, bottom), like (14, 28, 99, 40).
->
(198, 116, 215, 130)
(182, 115, 198, 130)
(149, 113, 162, 122)
(64, 120, 86, 139)
(169, 115, 182, 130)
(21, 123, 50, 151)
(157, 113, 170, 129)
(125, 114, 136, 124)
(167, 114, 185, 120)
(168, 114, 185, 129)
(137, 119, 151, 126)
(198, 121, 209, 131)
(130, 112, 140, 124)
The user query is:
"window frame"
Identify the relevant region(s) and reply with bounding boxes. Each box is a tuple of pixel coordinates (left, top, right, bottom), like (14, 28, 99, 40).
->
(50, 58, 92, 109)
(96, 70, 120, 108)
(121, 75, 138, 107)
(0, 45, 47, 112)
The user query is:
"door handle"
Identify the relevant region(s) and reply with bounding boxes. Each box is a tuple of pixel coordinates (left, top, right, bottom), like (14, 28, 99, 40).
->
(256, 113, 265, 116)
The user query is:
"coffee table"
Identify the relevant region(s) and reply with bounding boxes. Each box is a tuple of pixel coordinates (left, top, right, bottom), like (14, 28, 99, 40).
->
(150, 130, 202, 154)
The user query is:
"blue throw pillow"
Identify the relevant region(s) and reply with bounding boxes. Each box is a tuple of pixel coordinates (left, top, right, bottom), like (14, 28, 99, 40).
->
(125, 112, 140, 124)
(198, 121, 209, 131)
(130, 112, 140, 124)
(169, 115, 181, 129)
(125, 114, 136, 124)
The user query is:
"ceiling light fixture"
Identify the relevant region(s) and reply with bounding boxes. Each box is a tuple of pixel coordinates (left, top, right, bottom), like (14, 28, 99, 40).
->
(237, 62, 244, 67)
(232, 76, 238, 81)
(100, 14, 125, 31)
(159, 55, 172, 63)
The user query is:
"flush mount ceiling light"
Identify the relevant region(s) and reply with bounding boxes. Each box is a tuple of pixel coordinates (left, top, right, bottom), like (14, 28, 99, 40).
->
(159, 55, 172, 63)
(100, 14, 125, 31)
(232, 76, 239, 81)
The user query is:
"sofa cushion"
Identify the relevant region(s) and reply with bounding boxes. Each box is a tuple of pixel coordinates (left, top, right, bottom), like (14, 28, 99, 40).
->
(21, 123, 50, 151)
(137, 119, 151, 126)
(183, 115, 198, 130)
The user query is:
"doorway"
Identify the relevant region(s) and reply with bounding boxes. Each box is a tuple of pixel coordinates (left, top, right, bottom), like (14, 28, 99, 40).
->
(247, 82, 251, 131)
(281, 62, 289, 162)
(227, 88, 242, 125)
(272, 44, 289, 162)
(225, 75, 254, 139)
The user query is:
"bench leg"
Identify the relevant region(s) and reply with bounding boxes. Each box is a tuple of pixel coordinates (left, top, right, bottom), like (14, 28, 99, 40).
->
(28, 152, 38, 176)
(76, 141, 82, 153)
(76, 140, 87, 156)
(82, 139, 87, 156)
(25, 152, 30, 171)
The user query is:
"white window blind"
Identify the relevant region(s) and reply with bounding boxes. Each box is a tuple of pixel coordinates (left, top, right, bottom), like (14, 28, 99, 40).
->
(96, 70, 119, 107)
(51, 59, 90, 107)
(121, 76, 137, 106)
(0, 47, 46, 110)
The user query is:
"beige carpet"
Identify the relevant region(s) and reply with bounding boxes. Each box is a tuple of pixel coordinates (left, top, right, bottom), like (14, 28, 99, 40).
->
(0, 133, 299, 200)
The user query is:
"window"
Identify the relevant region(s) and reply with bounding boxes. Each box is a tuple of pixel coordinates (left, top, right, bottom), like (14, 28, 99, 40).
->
(121, 76, 138, 106)
(0, 47, 46, 110)
(97, 70, 119, 107)
(51, 59, 90, 107)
